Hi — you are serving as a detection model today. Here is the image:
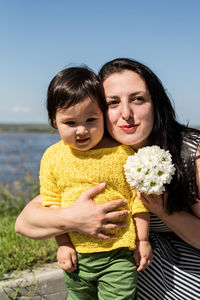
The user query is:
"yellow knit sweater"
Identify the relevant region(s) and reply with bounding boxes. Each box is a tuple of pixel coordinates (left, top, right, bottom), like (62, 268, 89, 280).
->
(40, 141, 148, 253)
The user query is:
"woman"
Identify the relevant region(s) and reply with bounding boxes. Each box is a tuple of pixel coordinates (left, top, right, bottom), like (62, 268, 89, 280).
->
(15, 58, 200, 299)
(99, 58, 200, 300)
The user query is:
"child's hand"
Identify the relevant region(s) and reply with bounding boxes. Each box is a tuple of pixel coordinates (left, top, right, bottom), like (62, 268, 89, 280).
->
(57, 243, 77, 273)
(134, 240, 153, 272)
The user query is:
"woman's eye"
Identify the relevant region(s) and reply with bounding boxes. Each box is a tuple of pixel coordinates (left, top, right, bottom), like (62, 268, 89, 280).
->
(107, 100, 119, 107)
(129, 96, 145, 104)
(135, 96, 144, 102)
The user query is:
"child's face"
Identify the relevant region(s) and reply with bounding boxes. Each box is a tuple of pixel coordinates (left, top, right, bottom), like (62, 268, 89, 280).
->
(54, 97, 104, 151)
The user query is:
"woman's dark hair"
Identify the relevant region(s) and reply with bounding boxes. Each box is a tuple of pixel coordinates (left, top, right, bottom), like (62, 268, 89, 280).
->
(99, 58, 200, 213)
(47, 66, 106, 128)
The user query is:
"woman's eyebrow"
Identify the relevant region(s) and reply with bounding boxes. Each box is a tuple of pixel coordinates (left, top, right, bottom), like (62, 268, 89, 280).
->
(106, 91, 147, 98)
(105, 95, 119, 99)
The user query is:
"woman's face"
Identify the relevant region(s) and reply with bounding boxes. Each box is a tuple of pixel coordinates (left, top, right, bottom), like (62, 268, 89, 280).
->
(103, 70, 154, 151)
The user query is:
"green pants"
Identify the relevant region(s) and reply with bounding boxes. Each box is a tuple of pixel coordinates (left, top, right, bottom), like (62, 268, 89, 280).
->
(64, 248, 137, 300)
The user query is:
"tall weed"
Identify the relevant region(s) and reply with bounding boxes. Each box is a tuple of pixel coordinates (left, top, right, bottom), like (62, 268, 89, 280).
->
(0, 176, 57, 280)
(0, 175, 39, 217)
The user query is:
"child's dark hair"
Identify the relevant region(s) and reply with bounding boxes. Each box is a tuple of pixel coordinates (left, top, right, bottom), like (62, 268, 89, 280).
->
(47, 66, 106, 128)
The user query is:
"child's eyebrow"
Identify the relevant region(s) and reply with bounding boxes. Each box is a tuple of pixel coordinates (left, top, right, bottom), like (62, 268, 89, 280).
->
(86, 110, 102, 116)
(60, 111, 101, 121)
(60, 117, 75, 122)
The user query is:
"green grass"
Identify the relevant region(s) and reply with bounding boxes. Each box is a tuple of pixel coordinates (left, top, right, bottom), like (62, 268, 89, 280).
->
(0, 177, 57, 280)
(0, 216, 57, 280)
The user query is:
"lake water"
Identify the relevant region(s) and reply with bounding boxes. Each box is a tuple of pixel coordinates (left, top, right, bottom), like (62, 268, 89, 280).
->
(0, 132, 60, 183)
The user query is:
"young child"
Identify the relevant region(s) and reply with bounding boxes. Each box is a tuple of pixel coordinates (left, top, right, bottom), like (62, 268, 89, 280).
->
(40, 66, 152, 299)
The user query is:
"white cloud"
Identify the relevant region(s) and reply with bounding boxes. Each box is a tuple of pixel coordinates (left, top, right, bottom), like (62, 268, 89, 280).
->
(11, 106, 32, 113)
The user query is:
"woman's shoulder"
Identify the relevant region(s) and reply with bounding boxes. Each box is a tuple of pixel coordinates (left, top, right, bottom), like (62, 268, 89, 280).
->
(181, 127, 200, 154)
(182, 127, 200, 143)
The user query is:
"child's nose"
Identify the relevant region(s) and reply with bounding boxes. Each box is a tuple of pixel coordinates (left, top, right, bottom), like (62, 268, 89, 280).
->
(76, 126, 87, 135)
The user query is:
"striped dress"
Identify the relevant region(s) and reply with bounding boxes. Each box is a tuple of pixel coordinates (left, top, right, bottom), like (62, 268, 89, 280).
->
(137, 131, 200, 300)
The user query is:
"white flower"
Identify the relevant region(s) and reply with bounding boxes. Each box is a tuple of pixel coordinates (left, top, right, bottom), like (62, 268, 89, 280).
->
(124, 145, 176, 195)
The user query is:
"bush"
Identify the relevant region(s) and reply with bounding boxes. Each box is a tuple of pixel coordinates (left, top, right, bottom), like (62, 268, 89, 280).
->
(0, 176, 40, 217)
(0, 178, 57, 280)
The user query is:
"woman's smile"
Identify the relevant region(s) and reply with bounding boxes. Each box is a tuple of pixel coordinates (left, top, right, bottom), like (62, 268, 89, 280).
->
(119, 124, 139, 132)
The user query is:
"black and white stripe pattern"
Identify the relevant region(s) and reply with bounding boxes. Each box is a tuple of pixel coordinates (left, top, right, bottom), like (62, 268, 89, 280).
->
(137, 229, 200, 299)
(137, 130, 200, 300)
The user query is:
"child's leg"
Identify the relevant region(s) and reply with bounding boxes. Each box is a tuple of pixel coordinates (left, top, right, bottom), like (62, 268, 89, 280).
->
(98, 248, 137, 300)
(64, 270, 98, 300)
(64, 249, 137, 300)
(64, 252, 101, 300)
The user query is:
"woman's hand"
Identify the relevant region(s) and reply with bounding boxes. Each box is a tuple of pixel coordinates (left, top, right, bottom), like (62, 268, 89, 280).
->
(136, 191, 167, 218)
(15, 183, 129, 240)
(63, 183, 129, 240)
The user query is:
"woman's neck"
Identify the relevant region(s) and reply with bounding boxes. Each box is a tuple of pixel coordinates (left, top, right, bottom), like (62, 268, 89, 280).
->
(130, 137, 153, 152)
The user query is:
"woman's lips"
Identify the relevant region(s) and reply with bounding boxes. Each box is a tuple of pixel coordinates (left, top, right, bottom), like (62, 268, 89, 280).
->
(119, 124, 138, 132)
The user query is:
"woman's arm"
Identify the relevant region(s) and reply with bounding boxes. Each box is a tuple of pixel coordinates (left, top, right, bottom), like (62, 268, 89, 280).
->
(15, 183, 129, 240)
(138, 192, 200, 249)
(158, 209, 200, 249)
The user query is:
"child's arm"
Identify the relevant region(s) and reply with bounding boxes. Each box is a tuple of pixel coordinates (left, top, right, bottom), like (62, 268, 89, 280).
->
(50, 205, 77, 272)
(55, 234, 77, 273)
(133, 212, 153, 272)
(40, 150, 77, 272)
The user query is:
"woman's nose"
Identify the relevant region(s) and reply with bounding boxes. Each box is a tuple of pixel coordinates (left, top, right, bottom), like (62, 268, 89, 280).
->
(121, 104, 133, 120)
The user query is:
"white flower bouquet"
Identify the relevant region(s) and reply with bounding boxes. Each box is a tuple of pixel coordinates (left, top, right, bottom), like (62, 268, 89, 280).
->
(124, 145, 175, 195)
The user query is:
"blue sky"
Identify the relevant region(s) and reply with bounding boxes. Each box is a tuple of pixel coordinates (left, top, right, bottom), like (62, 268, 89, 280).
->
(0, 0, 199, 125)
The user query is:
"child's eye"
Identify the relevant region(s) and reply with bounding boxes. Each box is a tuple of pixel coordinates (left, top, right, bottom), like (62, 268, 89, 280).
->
(87, 118, 97, 122)
(65, 121, 75, 126)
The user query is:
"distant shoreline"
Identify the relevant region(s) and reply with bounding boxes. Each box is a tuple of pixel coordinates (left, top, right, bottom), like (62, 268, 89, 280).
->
(0, 124, 57, 133)
(0, 123, 199, 133)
